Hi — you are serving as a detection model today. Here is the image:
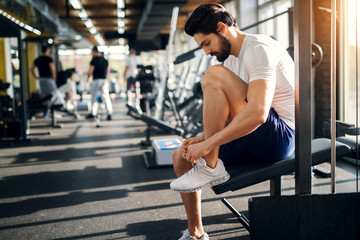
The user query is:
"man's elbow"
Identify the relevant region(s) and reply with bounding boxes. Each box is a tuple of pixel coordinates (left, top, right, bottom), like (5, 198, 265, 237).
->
(252, 109, 269, 125)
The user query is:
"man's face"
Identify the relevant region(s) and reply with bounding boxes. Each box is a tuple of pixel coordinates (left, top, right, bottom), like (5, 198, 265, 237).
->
(194, 32, 231, 62)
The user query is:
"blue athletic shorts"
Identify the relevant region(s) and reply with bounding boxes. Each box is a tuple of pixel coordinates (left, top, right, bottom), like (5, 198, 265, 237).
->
(219, 108, 295, 167)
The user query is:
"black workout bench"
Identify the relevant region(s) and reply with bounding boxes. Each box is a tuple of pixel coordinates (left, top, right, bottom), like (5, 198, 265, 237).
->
(211, 138, 352, 231)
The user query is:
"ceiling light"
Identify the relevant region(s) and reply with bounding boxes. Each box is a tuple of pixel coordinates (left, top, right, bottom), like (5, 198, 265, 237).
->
(89, 27, 97, 34)
(1, 10, 41, 35)
(69, 0, 82, 10)
(32, 29, 41, 35)
(117, 19, 125, 27)
(75, 35, 82, 41)
(84, 19, 93, 29)
(94, 33, 105, 45)
(24, 24, 34, 32)
(118, 38, 125, 45)
(78, 9, 88, 20)
(117, 0, 125, 8)
(117, 9, 125, 18)
(118, 27, 125, 34)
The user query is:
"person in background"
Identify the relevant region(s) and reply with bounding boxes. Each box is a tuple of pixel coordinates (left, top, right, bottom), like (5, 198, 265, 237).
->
(30, 45, 73, 110)
(86, 46, 113, 120)
(124, 48, 141, 102)
(30, 45, 57, 99)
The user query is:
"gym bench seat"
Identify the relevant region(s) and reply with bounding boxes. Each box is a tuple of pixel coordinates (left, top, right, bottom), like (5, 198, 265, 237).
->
(212, 138, 351, 196)
(211, 138, 351, 232)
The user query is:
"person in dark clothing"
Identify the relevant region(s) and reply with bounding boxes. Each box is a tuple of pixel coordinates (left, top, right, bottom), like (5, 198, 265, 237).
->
(30, 45, 57, 97)
(30, 45, 74, 109)
(86, 46, 113, 120)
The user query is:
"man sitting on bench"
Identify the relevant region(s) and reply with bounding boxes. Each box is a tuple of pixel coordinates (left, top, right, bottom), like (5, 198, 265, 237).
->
(170, 4, 295, 240)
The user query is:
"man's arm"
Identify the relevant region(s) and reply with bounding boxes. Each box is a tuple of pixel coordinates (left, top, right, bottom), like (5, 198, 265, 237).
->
(123, 66, 129, 80)
(87, 65, 94, 79)
(106, 67, 110, 79)
(49, 62, 56, 81)
(30, 64, 38, 79)
(185, 79, 276, 162)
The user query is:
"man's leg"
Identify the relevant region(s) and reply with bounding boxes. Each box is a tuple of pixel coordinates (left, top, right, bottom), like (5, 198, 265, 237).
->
(173, 148, 204, 239)
(200, 65, 248, 167)
(99, 80, 113, 116)
(172, 65, 249, 238)
(89, 80, 99, 116)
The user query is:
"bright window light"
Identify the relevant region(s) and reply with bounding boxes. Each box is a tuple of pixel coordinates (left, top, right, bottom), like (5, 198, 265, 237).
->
(109, 45, 126, 54)
(75, 49, 92, 55)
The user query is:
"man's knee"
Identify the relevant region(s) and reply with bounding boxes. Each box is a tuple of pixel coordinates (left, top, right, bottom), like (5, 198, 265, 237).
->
(172, 147, 190, 177)
(202, 65, 229, 89)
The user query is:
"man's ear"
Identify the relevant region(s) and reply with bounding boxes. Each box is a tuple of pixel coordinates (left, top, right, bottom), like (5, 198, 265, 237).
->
(217, 22, 227, 34)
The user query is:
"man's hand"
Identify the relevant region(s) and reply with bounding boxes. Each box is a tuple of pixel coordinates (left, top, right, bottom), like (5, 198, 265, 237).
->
(181, 133, 211, 163)
(184, 140, 212, 164)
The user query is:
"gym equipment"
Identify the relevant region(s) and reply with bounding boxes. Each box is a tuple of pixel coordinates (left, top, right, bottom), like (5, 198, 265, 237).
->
(149, 139, 182, 166)
(286, 43, 324, 68)
(153, 6, 179, 121)
(248, 192, 360, 240)
(0, 17, 28, 142)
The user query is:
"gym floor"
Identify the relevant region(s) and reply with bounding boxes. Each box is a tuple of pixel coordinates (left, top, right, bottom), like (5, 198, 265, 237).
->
(0, 97, 358, 240)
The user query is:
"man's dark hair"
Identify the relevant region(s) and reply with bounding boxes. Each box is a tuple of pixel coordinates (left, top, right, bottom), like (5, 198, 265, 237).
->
(92, 46, 99, 52)
(41, 45, 50, 54)
(185, 3, 238, 37)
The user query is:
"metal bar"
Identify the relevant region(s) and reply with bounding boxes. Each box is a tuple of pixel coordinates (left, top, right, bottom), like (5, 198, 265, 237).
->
(355, 0, 359, 192)
(65, 0, 70, 18)
(221, 198, 250, 232)
(294, 0, 312, 195)
(153, 6, 179, 120)
(17, 34, 28, 140)
(270, 176, 281, 196)
(330, 0, 337, 194)
(288, 8, 294, 46)
(240, 10, 290, 31)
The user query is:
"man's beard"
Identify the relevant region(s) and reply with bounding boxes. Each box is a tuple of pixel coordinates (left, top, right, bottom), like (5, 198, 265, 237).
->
(211, 33, 231, 62)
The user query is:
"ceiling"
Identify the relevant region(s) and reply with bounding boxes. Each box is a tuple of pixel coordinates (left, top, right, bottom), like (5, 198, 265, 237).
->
(43, 0, 230, 50)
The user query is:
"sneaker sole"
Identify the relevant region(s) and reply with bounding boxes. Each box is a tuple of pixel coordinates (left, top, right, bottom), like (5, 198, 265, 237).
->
(172, 173, 230, 192)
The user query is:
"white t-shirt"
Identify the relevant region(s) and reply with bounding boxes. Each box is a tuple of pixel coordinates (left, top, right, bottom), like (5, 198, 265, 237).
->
(224, 34, 295, 129)
(125, 55, 141, 79)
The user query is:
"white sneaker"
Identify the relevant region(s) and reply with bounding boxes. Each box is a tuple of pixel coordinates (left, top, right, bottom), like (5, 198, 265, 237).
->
(178, 229, 209, 240)
(170, 157, 230, 192)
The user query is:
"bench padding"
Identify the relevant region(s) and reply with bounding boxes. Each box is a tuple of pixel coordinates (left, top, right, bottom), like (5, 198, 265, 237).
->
(212, 138, 351, 194)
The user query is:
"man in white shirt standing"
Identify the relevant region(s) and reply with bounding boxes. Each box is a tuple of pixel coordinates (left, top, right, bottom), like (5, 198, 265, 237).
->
(170, 3, 295, 240)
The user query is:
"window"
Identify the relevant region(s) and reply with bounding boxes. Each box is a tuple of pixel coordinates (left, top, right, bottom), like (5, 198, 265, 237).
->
(258, 0, 293, 47)
(341, 0, 360, 126)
